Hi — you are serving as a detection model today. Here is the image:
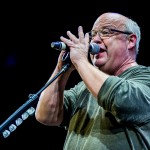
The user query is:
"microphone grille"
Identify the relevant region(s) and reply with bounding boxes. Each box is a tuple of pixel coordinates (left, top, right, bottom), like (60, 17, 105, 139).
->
(51, 42, 66, 50)
(89, 43, 100, 55)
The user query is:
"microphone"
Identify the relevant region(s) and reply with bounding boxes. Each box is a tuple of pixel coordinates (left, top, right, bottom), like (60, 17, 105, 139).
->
(51, 41, 100, 55)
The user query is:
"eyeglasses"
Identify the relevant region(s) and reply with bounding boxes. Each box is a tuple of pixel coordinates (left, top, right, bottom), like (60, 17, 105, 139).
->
(88, 28, 133, 40)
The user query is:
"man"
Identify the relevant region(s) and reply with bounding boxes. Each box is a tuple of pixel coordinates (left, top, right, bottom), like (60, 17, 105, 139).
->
(35, 12, 150, 149)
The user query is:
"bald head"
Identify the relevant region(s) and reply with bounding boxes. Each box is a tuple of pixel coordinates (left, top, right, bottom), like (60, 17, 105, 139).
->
(93, 12, 129, 31)
(92, 12, 141, 54)
(100, 12, 128, 20)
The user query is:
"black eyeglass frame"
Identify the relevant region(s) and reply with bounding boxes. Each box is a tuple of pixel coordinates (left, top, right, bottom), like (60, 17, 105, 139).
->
(88, 28, 133, 39)
(109, 28, 133, 35)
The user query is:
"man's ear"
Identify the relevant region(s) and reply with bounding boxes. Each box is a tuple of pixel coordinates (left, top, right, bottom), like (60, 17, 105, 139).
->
(127, 34, 137, 49)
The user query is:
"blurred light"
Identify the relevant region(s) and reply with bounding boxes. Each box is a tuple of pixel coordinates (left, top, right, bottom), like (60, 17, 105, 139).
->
(15, 118, 23, 126)
(27, 107, 35, 115)
(21, 112, 29, 120)
(2, 130, 10, 138)
(5, 54, 17, 67)
(9, 124, 17, 132)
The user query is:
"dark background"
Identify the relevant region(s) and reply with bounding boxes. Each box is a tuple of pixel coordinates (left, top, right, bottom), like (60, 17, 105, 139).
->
(0, 1, 149, 149)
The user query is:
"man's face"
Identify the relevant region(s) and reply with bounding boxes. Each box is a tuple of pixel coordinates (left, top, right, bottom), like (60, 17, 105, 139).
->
(90, 13, 131, 75)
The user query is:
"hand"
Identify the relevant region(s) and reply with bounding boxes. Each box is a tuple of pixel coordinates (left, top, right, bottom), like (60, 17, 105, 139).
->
(60, 26, 90, 67)
(57, 50, 75, 72)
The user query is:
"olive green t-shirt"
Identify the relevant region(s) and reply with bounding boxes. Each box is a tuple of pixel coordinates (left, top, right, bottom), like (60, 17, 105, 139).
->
(61, 65, 150, 150)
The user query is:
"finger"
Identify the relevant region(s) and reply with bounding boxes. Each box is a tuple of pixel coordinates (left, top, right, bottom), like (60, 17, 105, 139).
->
(78, 26, 85, 42)
(85, 32, 90, 43)
(60, 36, 74, 47)
(60, 36, 71, 43)
(67, 31, 79, 43)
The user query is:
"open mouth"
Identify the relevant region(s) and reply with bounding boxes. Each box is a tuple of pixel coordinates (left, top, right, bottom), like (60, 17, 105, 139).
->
(96, 48, 106, 55)
(94, 48, 106, 58)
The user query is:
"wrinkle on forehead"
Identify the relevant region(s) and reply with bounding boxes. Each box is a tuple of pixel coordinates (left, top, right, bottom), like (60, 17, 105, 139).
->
(93, 12, 128, 30)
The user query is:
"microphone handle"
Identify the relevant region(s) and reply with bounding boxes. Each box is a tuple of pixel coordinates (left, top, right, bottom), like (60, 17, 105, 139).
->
(51, 41, 100, 55)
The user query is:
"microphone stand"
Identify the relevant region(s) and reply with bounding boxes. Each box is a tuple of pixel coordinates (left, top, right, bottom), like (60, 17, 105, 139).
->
(0, 60, 70, 138)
